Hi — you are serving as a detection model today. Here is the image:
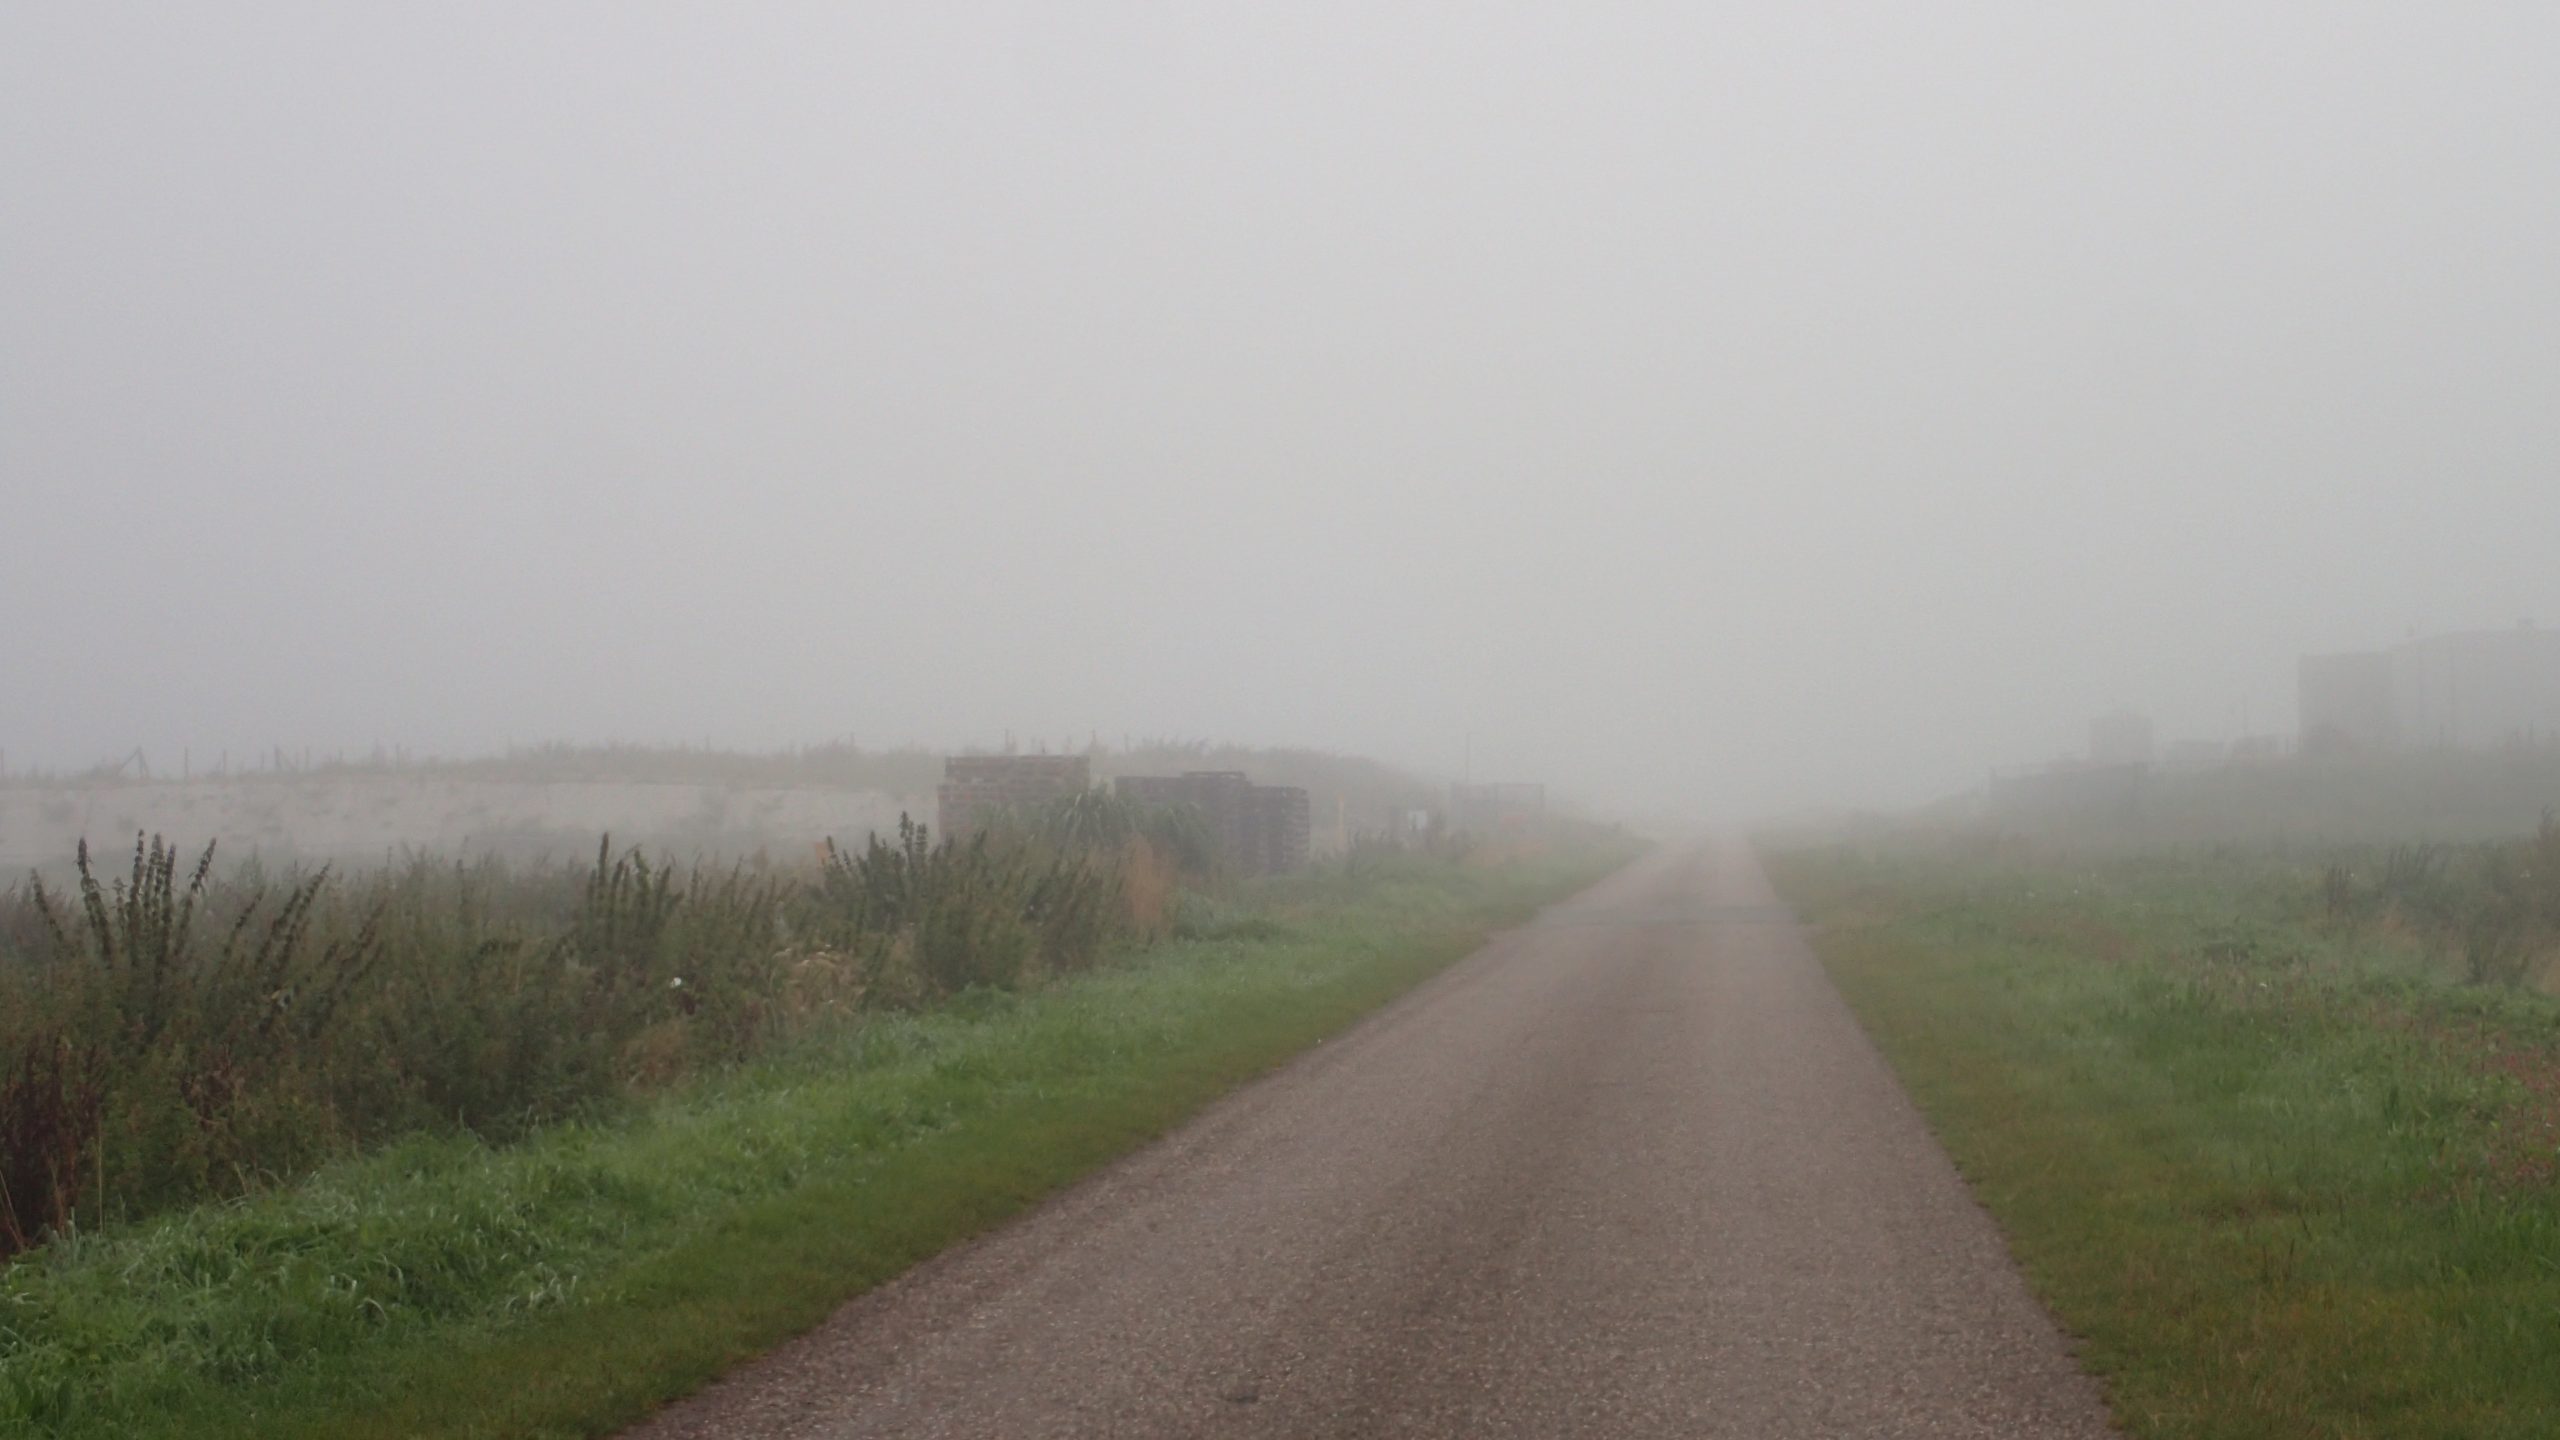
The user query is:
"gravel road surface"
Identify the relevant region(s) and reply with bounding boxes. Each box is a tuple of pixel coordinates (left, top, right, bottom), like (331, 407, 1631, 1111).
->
(625, 843, 2114, 1438)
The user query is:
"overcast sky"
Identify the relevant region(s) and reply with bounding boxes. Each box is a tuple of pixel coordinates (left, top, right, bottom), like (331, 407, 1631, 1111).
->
(6, 3, 2557, 817)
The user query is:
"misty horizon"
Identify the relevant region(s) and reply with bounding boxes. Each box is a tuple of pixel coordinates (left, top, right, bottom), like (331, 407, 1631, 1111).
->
(9, 5, 2558, 820)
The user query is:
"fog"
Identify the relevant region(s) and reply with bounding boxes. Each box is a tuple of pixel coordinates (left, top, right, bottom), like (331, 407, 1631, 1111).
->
(7, 4, 2558, 821)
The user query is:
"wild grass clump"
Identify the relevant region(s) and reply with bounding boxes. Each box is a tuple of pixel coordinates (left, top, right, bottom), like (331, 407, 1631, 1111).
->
(3, 837, 385, 1252)
(2313, 814, 2560, 988)
(0, 817, 1172, 1260)
(811, 816, 1135, 1000)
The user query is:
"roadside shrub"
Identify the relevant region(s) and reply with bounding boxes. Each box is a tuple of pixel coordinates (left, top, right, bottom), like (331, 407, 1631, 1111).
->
(2376, 844, 2455, 926)
(2316, 827, 2560, 990)
(0, 810, 1171, 1260)
(5, 837, 386, 1232)
(810, 817, 1132, 999)
(0, 1032, 106, 1254)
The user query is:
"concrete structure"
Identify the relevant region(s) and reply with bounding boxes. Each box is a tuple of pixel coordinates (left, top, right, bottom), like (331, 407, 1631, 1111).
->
(936, 754, 1091, 840)
(1242, 784, 1314, 875)
(2301, 626, 2560, 754)
(1113, 770, 1311, 875)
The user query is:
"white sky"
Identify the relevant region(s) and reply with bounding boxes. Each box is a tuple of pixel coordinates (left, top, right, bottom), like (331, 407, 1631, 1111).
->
(6, 3, 2558, 817)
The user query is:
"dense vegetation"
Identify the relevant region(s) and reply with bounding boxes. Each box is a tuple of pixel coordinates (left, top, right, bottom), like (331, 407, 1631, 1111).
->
(1771, 834, 2560, 1438)
(0, 836, 1630, 1440)
(0, 801, 1195, 1258)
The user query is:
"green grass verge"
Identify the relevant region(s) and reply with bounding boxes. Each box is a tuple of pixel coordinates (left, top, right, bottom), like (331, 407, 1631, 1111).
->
(1767, 845, 2560, 1440)
(2, 846, 1632, 1440)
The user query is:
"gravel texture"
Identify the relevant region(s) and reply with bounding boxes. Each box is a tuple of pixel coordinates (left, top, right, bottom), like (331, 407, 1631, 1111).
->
(623, 843, 2117, 1438)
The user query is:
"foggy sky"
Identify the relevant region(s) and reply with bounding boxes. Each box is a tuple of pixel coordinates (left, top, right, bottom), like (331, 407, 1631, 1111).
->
(7, 4, 2558, 818)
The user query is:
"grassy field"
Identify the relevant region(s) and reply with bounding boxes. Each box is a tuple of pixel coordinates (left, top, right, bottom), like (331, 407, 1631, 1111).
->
(1976, 749, 2560, 850)
(0, 842, 1629, 1440)
(1769, 841, 2560, 1439)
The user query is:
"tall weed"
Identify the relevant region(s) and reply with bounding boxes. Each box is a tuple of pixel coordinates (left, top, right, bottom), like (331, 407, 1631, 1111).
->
(0, 816, 1153, 1258)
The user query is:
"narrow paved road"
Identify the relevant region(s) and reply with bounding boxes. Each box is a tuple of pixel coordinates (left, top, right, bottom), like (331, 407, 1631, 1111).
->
(628, 844, 2113, 1438)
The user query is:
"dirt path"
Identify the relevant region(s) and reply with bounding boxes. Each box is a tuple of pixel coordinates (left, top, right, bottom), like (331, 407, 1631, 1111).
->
(623, 844, 2114, 1438)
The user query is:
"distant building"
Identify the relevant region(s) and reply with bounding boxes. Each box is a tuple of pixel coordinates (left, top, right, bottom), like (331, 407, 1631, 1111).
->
(2301, 626, 2560, 753)
(2228, 734, 2290, 765)
(1113, 770, 1311, 875)
(936, 754, 1090, 839)
(1448, 782, 1546, 832)
(2391, 628, 2560, 749)
(2089, 710, 2155, 767)
(2299, 651, 2398, 754)
(2159, 738, 2228, 773)
(1986, 761, 2146, 824)
(1243, 783, 1315, 874)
